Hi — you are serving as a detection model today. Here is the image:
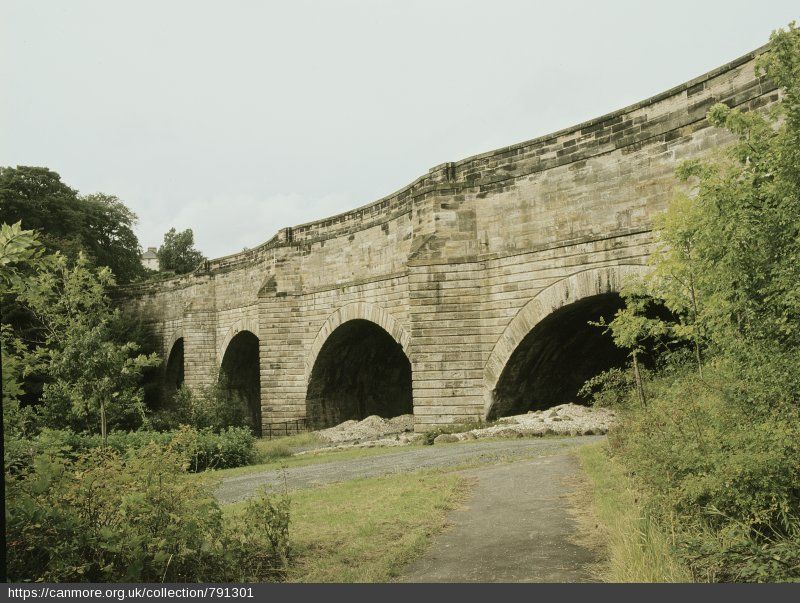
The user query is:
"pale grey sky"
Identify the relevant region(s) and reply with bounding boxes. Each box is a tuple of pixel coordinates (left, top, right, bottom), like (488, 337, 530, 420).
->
(2, 1, 798, 258)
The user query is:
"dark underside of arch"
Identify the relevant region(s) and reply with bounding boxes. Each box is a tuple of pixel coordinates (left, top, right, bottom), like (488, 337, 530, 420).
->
(164, 338, 185, 400)
(220, 331, 262, 436)
(490, 293, 627, 419)
(306, 319, 412, 430)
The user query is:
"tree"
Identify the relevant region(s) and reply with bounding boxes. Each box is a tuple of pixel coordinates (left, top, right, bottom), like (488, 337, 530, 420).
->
(0, 221, 43, 284)
(604, 24, 800, 391)
(7, 251, 160, 440)
(1, 222, 43, 413)
(0, 166, 145, 284)
(157, 227, 206, 274)
(590, 26, 800, 582)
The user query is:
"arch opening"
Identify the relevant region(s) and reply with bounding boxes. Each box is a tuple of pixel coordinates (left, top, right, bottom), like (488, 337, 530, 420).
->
(306, 319, 412, 430)
(489, 293, 627, 419)
(220, 331, 262, 436)
(164, 337, 185, 400)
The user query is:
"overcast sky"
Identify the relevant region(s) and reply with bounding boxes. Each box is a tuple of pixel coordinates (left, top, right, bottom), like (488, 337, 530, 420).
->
(2, 1, 798, 258)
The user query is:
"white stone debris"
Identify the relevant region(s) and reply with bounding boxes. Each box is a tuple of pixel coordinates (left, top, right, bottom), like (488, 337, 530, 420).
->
(442, 403, 616, 443)
(315, 414, 415, 444)
(300, 404, 615, 454)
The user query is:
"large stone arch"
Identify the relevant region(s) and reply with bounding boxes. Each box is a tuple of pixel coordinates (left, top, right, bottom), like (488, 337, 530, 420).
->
(483, 264, 649, 417)
(219, 326, 261, 435)
(304, 303, 412, 429)
(217, 317, 260, 365)
(305, 302, 411, 379)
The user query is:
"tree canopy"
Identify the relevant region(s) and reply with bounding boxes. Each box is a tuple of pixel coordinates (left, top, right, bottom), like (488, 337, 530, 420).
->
(157, 227, 206, 274)
(0, 166, 145, 284)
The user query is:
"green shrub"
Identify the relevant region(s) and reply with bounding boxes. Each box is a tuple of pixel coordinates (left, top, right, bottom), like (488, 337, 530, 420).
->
(603, 361, 800, 582)
(6, 441, 289, 582)
(6, 426, 256, 474)
(578, 366, 636, 408)
(582, 23, 800, 582)
(173, 425, 257, 472)
(151, 382, 252, 434)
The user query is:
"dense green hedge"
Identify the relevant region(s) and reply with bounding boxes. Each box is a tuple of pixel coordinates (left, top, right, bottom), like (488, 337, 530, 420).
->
(6, 425, 256, 473)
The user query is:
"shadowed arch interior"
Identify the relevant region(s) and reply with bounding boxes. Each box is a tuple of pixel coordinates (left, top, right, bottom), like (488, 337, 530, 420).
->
(306, 319, 412, 429)
(489, 293, 627, 419)
(164, 337, 185, 400)
(220, 331, 261, 436)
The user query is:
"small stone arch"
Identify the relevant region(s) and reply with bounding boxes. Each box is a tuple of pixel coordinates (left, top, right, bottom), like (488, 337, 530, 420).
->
(483, 264, 649, 417)
(163, 330, 186, 401)
(164, 328, 184, 361)
(217, 318, 260, 365)
(305, 302, 411, 380)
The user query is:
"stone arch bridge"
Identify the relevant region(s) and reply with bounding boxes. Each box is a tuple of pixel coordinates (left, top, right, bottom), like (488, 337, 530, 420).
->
(122, 48, 778, 435)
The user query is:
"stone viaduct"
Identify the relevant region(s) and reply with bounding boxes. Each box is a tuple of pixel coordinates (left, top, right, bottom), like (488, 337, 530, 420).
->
(122, 47, 779, 435)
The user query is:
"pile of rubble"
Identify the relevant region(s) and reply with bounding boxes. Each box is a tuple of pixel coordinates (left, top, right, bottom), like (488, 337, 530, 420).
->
(432, 403, 616, 444)
(297, 404, 615, 454)
(315, 414, 417, 444)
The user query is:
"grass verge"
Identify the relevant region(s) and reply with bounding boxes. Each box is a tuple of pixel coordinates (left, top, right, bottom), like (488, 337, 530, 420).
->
(575, 441, 692, 583)
(224, 470, 470, 583)
(209, 442, 425, 479)
(254, 432, 323, 462)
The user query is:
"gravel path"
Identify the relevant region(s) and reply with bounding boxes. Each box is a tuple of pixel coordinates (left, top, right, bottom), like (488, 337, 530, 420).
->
(399, 451, 599, 582)
(216, 435, 602, 504)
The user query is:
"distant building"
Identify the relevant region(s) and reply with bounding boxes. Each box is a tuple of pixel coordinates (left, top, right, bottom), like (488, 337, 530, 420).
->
(141, 246, 159, 271)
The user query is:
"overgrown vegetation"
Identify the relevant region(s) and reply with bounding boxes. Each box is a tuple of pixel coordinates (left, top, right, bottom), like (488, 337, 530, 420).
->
(1, 220, 271, 582)
(577, 442, 691, 582)
(150, 380, 253, 434)
(7, 436, 289, 582)
(584, 24, 800, 582)
(6, 425, 256, 475)
(222, 470, 468, 583)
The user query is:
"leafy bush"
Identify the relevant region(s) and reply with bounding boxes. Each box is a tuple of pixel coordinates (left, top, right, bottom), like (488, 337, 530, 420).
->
(6, 440, 289, 582)
(578, 367, 636, 409)
(6, 426, 256, 474)
(151, 381, 252, 434)
(606, 362, 800, 582)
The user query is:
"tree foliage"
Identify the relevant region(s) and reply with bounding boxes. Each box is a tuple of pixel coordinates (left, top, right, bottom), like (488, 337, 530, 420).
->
(605, 24, 800, 384)
(593, 23, 800, 582)
(0, 166, 145, 284)
(4, 247, 160, 439)
(157, 227, 206, 274)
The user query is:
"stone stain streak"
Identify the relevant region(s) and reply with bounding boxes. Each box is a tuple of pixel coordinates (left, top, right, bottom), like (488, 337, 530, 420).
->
(120, 48, 779, 433)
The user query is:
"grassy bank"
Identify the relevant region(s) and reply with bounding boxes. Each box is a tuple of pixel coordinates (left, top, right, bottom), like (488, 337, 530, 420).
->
(576, 442, 691, 583)
(224, 470, 470, 582)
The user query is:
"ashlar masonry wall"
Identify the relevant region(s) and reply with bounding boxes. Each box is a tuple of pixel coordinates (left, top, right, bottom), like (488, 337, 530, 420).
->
(121, 47, 779, 434)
